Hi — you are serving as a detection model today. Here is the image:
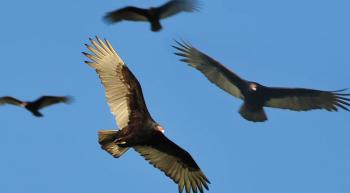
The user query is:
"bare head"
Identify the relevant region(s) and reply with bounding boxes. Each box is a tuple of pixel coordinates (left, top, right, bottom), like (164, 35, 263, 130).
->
(20, 102, 28, 107)
(249, 83, 258, 91)
(155, 124, 165, 133)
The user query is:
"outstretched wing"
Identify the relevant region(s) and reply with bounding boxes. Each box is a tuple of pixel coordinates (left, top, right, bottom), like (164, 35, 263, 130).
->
(264, 88, 350, 111)
(83, 37, 153, 130)
(104, 6, 149, 23)
(134, 133, 210, 193)
(33, 96, 71, 109)
(157, 0, 199, 19)
(0, 96, 24, 106)
(174, 41, 245, 99)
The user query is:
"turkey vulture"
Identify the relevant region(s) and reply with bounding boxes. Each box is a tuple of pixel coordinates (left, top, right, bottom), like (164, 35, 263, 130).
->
(104, 0, 199, 32)
(0, 96, 71, 117)
(174, 41, 350, 122)
(83, 37, 209, 193)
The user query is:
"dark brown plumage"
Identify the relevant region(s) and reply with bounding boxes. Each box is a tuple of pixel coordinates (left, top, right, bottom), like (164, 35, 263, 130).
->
(174, 41, 350, 122)
(104, 0, 199, 31)
(83, 37, 209, 193)
(0, 96, 71, 117)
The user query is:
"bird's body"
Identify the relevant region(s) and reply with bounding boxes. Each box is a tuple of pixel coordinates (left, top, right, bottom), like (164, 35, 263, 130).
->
(174, 41, 350, 122)
(25, 103, 44, 117)
(105, 0, 199, 31)
(114, 119, 157, 147)
(83, 37, 209, 193)
(147, 8, 162, 31)
(0, 96, 71, 117)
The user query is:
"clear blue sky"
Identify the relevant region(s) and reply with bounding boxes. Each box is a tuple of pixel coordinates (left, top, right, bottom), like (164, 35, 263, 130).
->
(0, 0, 349, 193)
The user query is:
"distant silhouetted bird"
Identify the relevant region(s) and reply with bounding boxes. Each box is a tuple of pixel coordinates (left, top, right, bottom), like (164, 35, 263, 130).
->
(174, 41, 350, 122)
(83, 37, 209, 193)
(0, 96, 71, 117)
(104, 0, 199, 31)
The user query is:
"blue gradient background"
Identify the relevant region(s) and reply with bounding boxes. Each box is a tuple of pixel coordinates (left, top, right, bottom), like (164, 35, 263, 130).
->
(0, 0, 349, 193)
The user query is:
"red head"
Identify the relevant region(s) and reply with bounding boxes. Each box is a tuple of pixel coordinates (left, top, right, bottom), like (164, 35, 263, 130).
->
(155, 125, 165, 133)
(20, 102, 28, 107)
(249, 83, 258, 91)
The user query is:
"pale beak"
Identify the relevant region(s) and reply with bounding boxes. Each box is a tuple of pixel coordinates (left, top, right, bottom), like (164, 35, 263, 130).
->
(249, 83, 257, 91)
(20, 102, 28, 107)
(156, 125, 165, 133)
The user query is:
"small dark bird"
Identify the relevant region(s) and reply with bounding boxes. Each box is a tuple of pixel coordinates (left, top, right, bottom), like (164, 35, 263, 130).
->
(104, 0, 199, 32)
(174, 41, 350, 122)
(0, 96, 71, 117)
(83, 37, 209, 193)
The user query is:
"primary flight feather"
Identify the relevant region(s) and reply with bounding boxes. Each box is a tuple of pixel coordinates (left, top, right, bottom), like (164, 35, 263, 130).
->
(83, 37, 209, 193)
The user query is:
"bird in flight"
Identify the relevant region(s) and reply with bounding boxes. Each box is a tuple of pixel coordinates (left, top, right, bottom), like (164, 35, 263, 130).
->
(104, 0, 199, 32)
(83, 37, 209, 193)
(0, 96, 71, 117)
(174, 41, 350, 122)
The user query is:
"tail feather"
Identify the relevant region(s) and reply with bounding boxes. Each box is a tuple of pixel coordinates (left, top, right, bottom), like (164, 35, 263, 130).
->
(30, 110, 43, 117)
(150, 20, 162, 32)
(98, 130, 129, 158)
(239, 103, 267, 122)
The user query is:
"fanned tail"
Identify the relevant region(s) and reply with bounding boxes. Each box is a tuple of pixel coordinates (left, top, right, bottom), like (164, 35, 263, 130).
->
(239, 103, 267, 122)
(98, 130, 129, 158)
(150, 19, 162, 32)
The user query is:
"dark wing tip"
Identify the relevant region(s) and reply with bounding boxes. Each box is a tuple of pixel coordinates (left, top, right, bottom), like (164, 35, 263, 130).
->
(189, 0, 202, 12)
(332, 88, 348, 92)
(331, 88, 349, 95)
(62, 96, 74, 104)
(103, 11, 123, 24)
(205, 176, 211, 184)
(173, 39, 193, 55)
(178, 0, 201, 12)
(103, 14, 113, 23)
(331, 89, 350, 111)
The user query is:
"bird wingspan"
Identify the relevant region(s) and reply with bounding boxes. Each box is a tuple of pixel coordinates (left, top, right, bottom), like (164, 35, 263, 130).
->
(0, 96, 24, 106)
(33, 96, 71, 109)
(134, 133, 209, 193)
(83, 37, 153, 129)
(158, 0, 199, 19)
(105, 6, 149, 23)
(264, 87, 350, 111)
(174, 41, 245, 99)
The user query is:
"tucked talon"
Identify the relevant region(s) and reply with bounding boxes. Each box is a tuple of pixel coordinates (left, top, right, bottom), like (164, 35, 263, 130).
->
(114, 139, 127, 145)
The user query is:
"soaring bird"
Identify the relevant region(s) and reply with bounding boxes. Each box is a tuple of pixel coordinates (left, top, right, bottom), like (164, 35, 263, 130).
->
(83, 37, 209, 193)
(104, 0, 199, 32)
(0, 96, 71, 117)
(174, 41, 350, 122)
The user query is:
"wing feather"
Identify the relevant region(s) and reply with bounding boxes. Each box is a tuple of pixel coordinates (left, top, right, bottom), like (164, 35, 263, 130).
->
(174, 41, 245, 99)
(189, 172, 198, 193)
(264, 88, 350, 112)
(83, 37, 153, 129)
(134, 134, 209, 193)
(33, 96, 71, 109)
(0, 96, 24, 106)
(104, 6, 149, 23)
(157, 0, 200, 19)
